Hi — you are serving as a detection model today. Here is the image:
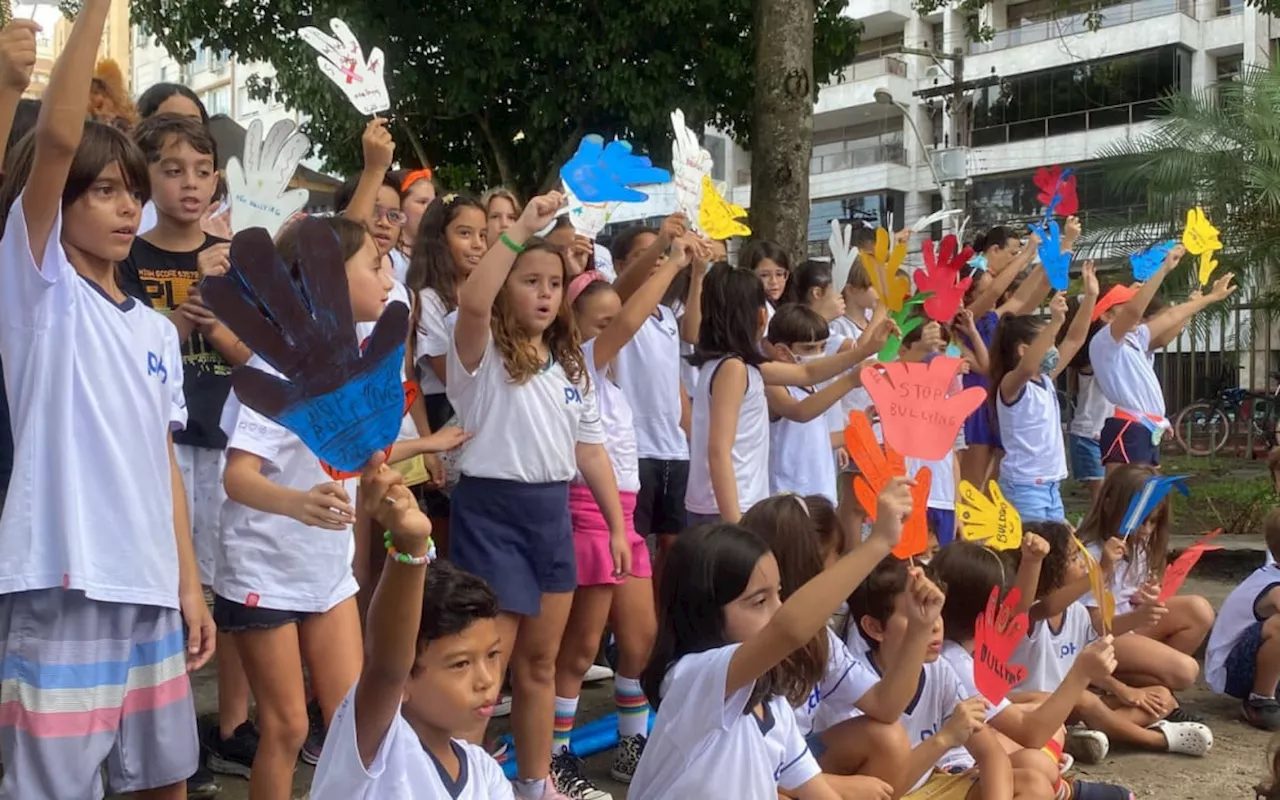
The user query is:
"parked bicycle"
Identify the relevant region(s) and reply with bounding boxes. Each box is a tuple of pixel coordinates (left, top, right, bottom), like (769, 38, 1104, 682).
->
(1173, 370, 1280, 456)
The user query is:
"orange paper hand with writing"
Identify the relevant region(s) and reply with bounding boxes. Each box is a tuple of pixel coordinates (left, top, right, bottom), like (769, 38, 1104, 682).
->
(1076, 537, 1115, 634)
(858, 227, 910, 312)
(844, 411, 930, 558)
(1158, 529, 1223, 604)
(974, 586, 1029, 705)
(861, 357, 987, 461)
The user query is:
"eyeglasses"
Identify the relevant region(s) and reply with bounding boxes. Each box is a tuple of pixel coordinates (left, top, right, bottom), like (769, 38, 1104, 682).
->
(374, 207, 408, 226)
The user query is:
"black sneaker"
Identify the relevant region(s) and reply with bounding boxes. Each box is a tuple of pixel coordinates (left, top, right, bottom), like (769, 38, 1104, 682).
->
(1244, 696, 1280, 731)
(206, 720, 259, 779)
(1166, 706, 1206, 724)
(610, 733, 646, 783)
(551, 750, 613, 800)
(1068, 779, 1134, 800)
(300, 700, 325, 766)
(186, 764, 221, 799)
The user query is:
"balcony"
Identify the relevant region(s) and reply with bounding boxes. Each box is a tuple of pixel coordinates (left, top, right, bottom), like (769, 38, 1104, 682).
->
(816, 56, 913, 120)
(811, 140, 906, 175)
(970, 100, 1161, 148)
(851, 0, 913, 37)
(971, 0, 1195, 55)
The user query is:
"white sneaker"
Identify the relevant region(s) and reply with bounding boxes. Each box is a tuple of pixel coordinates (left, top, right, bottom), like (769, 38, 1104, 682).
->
(1150, 719, 1213, 756)
(494, 693, 513, 718)
(583, 664, 614, 683)
(1065, 728, 1109, 764)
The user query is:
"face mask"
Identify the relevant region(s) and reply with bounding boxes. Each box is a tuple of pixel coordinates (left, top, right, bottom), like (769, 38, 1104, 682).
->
(1040, 346, 1060, 374)
(794, 353, 822, 365)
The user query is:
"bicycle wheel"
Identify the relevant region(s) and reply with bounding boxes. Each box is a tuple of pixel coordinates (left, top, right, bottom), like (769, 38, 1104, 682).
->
(1174, 401, 1230, 456)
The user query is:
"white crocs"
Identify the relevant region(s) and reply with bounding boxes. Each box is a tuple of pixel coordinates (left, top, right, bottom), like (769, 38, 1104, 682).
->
(1150, 719, 1214, 756)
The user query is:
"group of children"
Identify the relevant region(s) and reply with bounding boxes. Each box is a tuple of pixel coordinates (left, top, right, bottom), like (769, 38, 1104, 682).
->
(0, 5, 1278, 800)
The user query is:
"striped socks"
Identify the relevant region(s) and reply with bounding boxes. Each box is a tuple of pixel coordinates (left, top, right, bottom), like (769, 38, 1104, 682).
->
(614, 675, 650, 738)
(553, 695, 578, 754)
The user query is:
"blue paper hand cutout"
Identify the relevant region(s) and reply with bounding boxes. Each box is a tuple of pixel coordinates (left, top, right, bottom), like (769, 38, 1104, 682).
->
(200, 220, 411, 474)
(1129, 240, 1175, 281)
(561, 135, 671, 204)
(1031, 219, 1073, 291)
(1120, 475, 1190, 537)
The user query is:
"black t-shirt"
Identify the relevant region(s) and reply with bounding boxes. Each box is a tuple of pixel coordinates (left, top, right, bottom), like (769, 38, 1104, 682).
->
(120, 235, 232, 449)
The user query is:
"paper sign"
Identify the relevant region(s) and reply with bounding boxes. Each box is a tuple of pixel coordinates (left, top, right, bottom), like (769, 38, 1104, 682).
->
(298, 19, 390, 116)
(829, 220, 858, 293)
(1181, 207, 1222, 256)
(391, 454, 431, 487)
(699, 176, 750, 239)
(1030, 218, 1073, 291)
(858, 228, 910, 312)
(843, 411, 930, 559)
(1198, 250, 1219, 285)
(1129, 240, 1175, 282)
(671, 109, 713, 228)
(1033, 165, 1078, 219)
(861, 357, 986, 461)
(1120, 475, 1189, 537)
(1159, 528, 1224, 603)
(909, 209, 962, 234)
(226, 118, 311, 239)
(879, 295, 928, 362)
(958, 480, 1023, 551)
(561, 182, 619, 240)
(1076, 537, 1115, 634)
(560, 135, 668, 205)
(200, 220, 410, 473)
(914, 235, 975, 322)
(974, 586, 1029, 705)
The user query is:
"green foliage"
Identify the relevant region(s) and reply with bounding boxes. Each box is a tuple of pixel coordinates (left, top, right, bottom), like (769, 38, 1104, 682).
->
(128, 0, 861, 197)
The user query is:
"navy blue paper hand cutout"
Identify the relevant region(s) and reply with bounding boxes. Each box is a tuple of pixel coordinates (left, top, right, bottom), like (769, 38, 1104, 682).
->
(1120, 475, 1189, 537)
(561, 135, 671, 204)
(1129, 240, 1175, 282)
(200, 219, 410, 474)
(1031, 219, 1073, 291)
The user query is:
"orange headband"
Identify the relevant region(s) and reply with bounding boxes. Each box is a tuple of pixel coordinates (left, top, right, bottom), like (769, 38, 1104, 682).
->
(399, 168, 434, 194)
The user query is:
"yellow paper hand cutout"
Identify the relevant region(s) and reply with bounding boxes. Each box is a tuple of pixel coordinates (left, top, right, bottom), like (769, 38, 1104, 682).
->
(699, 176, 750, 240)
(858, 227, 911, 311)
(1181, 207, 1222, 256)
(1075, 536, 1115, 634)
(958, 480, 1023, 550)
(1198, 250, 1219, 286)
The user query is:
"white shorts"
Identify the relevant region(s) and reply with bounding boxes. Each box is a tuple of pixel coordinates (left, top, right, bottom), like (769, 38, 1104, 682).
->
(175, 444, 226, 586)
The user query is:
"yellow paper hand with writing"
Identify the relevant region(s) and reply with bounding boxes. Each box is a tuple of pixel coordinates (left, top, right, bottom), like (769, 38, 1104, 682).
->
(858, 228, 910, 312)
(1198, 250, 1219, 286)
(1182, 207, 1222, 256)
(958, 480, 1023, 551)
(699, 176, 750, 240)
(1075, 536, 1115, 634)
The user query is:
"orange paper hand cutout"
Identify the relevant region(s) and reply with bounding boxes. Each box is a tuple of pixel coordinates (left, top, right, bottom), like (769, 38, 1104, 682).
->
(858, 227, 910, 312)
(844, 410, 930, 559)
(1159, 529, 1223, 604)
(860, 358, 987, 461)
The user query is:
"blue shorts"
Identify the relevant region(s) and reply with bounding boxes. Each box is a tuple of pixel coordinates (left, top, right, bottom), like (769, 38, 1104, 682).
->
(997, 478, 1065, 524)
(1100, 417, 1162, 467)
(928, 508, 957, 546)
(963, 404, 1002, 450)
(1225, 620, 1267, 699)
(1069, 435, 1105, 482)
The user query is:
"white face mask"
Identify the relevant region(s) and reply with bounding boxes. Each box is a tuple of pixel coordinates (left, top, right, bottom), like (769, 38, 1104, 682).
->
(794, 353, 822, 365)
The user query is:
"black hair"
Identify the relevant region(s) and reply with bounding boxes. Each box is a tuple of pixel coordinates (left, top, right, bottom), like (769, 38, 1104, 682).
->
(740, 239, 792, 275)
(335, 173, 400, 213)
(851, 226, 877, 252)
(5, 98, 38, 159)
(766, 302, 829, 348)
(1018, 521, 1077, 598)
(137, 83, 209, 123)
(688, 263, 767, 367)
(930, 541, 1009, 643)
(276, 215, 369, 268)
(405, 193, 486, 322)
(608, 224, 657, 266)
(903, 319, 950, 350)
(783, 259, 835, 307)
(642, 523, 778, 712)
(844, 556, 922, 649)
(411, 561, 500, 676)
(133, 113, 216, 162)
(972, 225, 1019, 254)
(988, 313, 1045, 407)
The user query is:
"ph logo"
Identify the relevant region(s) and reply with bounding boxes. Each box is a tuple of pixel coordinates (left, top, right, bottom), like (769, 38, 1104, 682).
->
(563, 386, 582, 404)
(1059, 642, 1078, 658)
(147, 352, 168, 384)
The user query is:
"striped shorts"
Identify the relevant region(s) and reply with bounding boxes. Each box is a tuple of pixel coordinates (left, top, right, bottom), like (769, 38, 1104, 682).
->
(0, 588, 198, 799)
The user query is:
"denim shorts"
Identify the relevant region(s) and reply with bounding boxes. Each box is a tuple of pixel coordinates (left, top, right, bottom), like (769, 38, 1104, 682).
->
(1225, 620, 1266, 699)
(1068, 435, 1105, 482)
(997, 478, 1065, 524)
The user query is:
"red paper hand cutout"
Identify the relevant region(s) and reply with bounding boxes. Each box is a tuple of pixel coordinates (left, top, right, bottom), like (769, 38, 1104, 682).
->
(843, 411, 931, 559)
(1034, 165, 1078, 218)
(914, 235, 975, 322)
(974, 586, 1029, 705)
(1158, 529, 1224, 603)
(860, 358, 987, 461)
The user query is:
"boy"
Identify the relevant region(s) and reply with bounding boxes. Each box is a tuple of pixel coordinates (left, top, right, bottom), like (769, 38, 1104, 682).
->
(1206, 508, 1280, 730)
(847, 558, 1052, 800)
(311, 456, 512, 799)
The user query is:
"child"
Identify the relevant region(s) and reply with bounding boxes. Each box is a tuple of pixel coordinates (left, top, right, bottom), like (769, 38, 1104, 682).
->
(1077, 465, 1216, 691)
(483, 186, 521, 247)
(1088, 242, 1236, 469)
(393, 166, 437, 265)
(0, 3, 214, 797)
(310, 456, 513, 799)
(846, 558, 1051, 799)
(1066, 296, 1113, 503)
(990, 265, 1098, 523)
(629, 477, 916, 798)
(1206, 508, 1280, 729)
(741, 238, 791, 323)
(447, 191, 627, 800)
(337, 118, 405, 277)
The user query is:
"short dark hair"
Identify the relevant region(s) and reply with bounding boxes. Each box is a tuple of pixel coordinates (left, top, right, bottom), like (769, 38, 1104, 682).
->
(335, 173, 399, 212)
(930, 541, 1010, 643)
(411, 561, 499, 676)
(972, 225, 1020, 254)
(608, 224, 656, 266)
(845, 555, 914, 648)
(137, 82, 209, 123)
(740, 239, 792, 274)
(767, 302, 829, 347)
(134, 113, 216, 163)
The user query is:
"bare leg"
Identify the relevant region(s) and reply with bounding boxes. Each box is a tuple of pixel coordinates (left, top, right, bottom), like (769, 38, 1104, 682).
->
(511, 592, 575, 782)
(216, 631, 252, 739)
(817, 717, 909, 788)
(1112, 631, 1200, 690)
(1138, 595, 1215, 656)
(1077, 690, 1167, 750)
(235, 625, 308, 800)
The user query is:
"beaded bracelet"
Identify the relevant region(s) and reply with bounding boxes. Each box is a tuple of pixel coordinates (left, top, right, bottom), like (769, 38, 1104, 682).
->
(499, 231, 525, 254)
(384, 530, 435, 566)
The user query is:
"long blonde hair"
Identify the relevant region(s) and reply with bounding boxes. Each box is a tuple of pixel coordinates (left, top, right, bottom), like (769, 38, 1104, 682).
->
(491, 239, 587, 386)
(482, 186, 523, 217)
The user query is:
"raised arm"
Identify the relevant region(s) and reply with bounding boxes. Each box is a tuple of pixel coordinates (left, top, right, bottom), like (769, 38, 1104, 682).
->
(1146, 272, 1237, 349)
(0, 21, 38, 170)
(1110, 243, 1184, 342)
(998, 293, 1066, 404)
(1052, 262, 1099, 379)
(342, 118, 395, 226)
(760, 317, 890, 387)
(679, 239, 711, 345)
(592, 237, 693, 368)
(967, 231, 1040, 319)
(764, 372, 859, 423)
(613, 212, 686, 302)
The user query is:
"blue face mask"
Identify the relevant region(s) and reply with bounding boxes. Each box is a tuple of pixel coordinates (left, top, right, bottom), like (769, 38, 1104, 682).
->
(1040, 346, 1060, 374)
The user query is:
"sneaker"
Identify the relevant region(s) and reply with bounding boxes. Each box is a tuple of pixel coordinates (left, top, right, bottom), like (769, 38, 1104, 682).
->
(491, 740, 512, 766)
(300, 700, 325, 766)
(551, 750, 613, 800)
(1067, 779, 1135, 800)
(1243, 696, 1280, 731)
(186, 764, 221, 799)
(583, 664, 614, 683)
(206, 720, 259, 778)
(1064, 727, 1109, 764)
(1165, 706, 1206, 724)
(610, 733, 646, 783)
(494, 693, 513, 718)
(1150, 719, 1213, 756)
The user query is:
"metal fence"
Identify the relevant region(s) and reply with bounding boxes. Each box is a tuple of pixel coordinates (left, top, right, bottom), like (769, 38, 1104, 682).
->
(1152, 302, 1277, 414)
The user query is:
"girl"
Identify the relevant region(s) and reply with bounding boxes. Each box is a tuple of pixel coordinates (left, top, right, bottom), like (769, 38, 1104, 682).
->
(990, 264, 1098, 523)
(785, 258, 847, 326)
(338, 118, 404, 278)
(394, 166, 438, 263)
(447, 191, 628, 800)
(551, 244, 695, 794)
(484, 186, 522, 247)
(1077, 465, 1217, 692)
(685, 265, 890, 525)
(629, 478, 916, 799)
(741, 238, 791, 324)
(1065, 294, 1112, 503)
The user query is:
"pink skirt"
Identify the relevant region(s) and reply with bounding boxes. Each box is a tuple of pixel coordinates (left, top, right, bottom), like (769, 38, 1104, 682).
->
(568, 483, 652, 586)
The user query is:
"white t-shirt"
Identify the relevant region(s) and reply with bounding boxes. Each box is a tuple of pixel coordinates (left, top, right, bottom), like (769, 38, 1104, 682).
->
(414, 288, 452, 396)
(907, 451, 958, 510)
(217, 361, 359, 613)
(311, 685, 513, 800)
(938, 641, 1011, 772)
(829, 312, 875, 434)
(139, 200, 158, 236)
(792, 629, 879, 737)
(997, 375, 1068, 484)
(388, 249, 410, 284)
(1089, 323, 1165, 418)
(1205, 563, 1280, 693)
(446, 337, 604, 483)
(1069, 372, 1113, 440)
(686, 357, 770, 516)
(612, 306, 689, 461)
(0, 197, 187, 608)
(629, 645, 822, 799)
(1080, 541, 1148, 615)
(576, 339, 640, 492)
(1012, 603, 1097, 693)
(770, 385, 838, 504)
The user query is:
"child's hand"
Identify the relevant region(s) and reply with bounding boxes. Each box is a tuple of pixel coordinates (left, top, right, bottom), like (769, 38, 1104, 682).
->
(178, 290, 218, 333)
(1071, 635, 1117, 683)
(1064, 215, 1082, 242)
(835, 446, 850, 471)
(609, 530, 632, 579)
(197, 242, 232, 279)
(955, 307, 977, 336)
(1117, 684, 1174, 718)
(1081, 261, 1099, 298)
(1049, 291, 1068, 324)
(566, 235, 594, 276)
(1025, 229, 1042, 253)
(361, 453, 432, 544)
(421, 427, 472, 453)
(658, 211, 688, 243)
(1130, 598, 1168, 631)
(1100, 536, 1125, 569)
(894, 228, 911, 246)
(1164, 243, 1187, 269)
(863, 315, 898, 354)
(1021, 532, 1050, 562)
(0, 21, 39, 93)
(293, 481, 354, 530)
(1132, 579, 1160, 607)
(516, 190, 564, 236)
(869, 476, 915, 548)
(905, 568, 945, 630)
(1208, 272, 1238, 302)
(361, 117, 395, 174)
(938, 695, 988, 749)
(919, 321, 944, 353)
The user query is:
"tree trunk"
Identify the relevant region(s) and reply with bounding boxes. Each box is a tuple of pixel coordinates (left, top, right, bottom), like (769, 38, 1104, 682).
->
(750, 0, 816, 264)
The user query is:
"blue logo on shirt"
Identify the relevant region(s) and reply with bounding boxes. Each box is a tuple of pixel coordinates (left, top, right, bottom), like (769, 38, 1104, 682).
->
(564, 386, 583, 404)
(1059, 643, 1078, 658)
(147, 352, 168, 384)
(919, 723, 940, 743)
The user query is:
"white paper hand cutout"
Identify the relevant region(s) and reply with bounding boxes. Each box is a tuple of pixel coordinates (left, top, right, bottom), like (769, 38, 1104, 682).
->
(298, 18, 390, 116)
(671, 109, 713, 231)
(829, 220, 859, 292)
(226, 118, 311, 238)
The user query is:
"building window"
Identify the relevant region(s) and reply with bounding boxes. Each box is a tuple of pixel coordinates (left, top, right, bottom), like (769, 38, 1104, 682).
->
(807, 192, 905, 252)
(968, 163, 1144, 230)
(202, 86, 231, 116)
(160, 63, 172, 82)
(705, 134, 726, 182)
(853, 32, 905, 64)
(193, 46, 210, 73)
(1216, 54, 1242, 82)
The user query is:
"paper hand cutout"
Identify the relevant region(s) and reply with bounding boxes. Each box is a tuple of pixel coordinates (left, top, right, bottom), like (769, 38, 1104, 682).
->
(200, 220, 410, 474)
(1159, 528, 1223, 603)
(298, 18, 390, 116)
(1198, 250, 1220, 286)
(1076, 537, 1115, 634)
(861, 358, 986, 460)
(974, 586, 1029, 705)
(1030, 218, 1073, 291)
(915, 235, 975, 322)
(843, 411, 931, 559)
(561, 182, 618, 240)
(1129, 240, 1175, 282)
(909, 208, 962, 234)
(225, 118, 311, 239)
(858, 228, 910, 312)
(699, 175, 750, 239)
(1121, 475, 1189, 537)
(1034, 165, 1078, 219)
(958, 480, 1023, 551)
(671, 109, 714, 228)
(1182, 207, 1222, 256)
(561, 135, 668, 205)
(828, 220, 859, 295)
(879, 294, 929, 362)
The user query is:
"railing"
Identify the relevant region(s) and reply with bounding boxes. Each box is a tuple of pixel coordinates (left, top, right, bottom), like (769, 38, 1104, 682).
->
(831, 55, 908, 86)
(970, 100, 1160, 147)
(810, 141, 906, 174)
(970, 0, 1195, 54)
